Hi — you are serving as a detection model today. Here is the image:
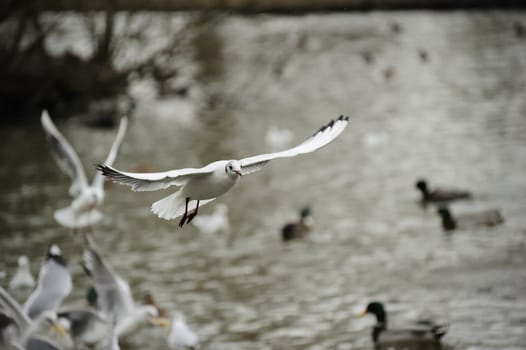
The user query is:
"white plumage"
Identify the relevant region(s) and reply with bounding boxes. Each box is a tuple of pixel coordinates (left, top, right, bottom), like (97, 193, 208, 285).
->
(41, 110, 128, 229)
(98, 116, 349, 227)
(167, 312, 199, 350)
(9, 256, 35, 290)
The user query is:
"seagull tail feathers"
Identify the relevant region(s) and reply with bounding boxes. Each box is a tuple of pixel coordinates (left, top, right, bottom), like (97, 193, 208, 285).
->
(54, 207, 103, 228)
(151, 192, 216, 220)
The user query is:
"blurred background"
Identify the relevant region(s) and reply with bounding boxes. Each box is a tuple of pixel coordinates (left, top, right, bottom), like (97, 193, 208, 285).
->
(1, 1, 526, 349)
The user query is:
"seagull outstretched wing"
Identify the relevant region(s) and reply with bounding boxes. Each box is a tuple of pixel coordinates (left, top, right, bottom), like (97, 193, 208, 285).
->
(239, 115, 349, 175)
(92, 117, 129, 191)
(96, 163, 217, 192)
(41, 110, 88, 197)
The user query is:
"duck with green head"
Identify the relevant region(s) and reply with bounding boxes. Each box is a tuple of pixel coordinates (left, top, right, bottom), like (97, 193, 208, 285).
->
(360, 301, 448, 349)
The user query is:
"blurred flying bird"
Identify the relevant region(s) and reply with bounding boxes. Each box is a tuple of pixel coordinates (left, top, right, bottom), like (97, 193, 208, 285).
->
(82, 235, 170, 341)
(41, 110, 128, 229)
(436, 206, 504, 231)
(9, 256, 35, 290)
(359, 301, 448, 348)
(97, 116, 349, 227)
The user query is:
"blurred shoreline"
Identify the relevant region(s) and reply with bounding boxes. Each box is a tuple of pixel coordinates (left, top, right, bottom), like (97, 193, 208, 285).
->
(20, 0, 526, 12)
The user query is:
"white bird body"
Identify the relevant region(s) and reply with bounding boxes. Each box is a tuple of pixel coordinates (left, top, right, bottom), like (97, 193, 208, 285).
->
(41, 110, 128, 229)
(98, 116, 349, 227)
(9, 256, 35, 290)
(167, 312, 199, 350)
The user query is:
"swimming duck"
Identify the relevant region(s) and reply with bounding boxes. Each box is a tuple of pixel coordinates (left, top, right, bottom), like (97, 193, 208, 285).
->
(437, 206, 504, 231)
(415, 179, 471, 205)
(360, 301, 448, 349)
(281, 206, 313, 242)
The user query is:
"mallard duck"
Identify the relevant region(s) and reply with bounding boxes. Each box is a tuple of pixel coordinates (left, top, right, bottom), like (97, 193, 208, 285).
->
(360, 302, 447, 349)
(415, 179, 472, 204)
(281, 206, 313, 242)
(437, 206, 504, 231)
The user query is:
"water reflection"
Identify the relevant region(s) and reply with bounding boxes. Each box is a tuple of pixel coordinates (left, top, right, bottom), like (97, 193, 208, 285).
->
(2, 10, 526, 350)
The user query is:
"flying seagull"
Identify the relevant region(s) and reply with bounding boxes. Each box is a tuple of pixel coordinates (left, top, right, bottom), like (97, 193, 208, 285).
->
(97, 116, 349, 227)
(41, 110, 128, 229)
(82, 235, 169, 341)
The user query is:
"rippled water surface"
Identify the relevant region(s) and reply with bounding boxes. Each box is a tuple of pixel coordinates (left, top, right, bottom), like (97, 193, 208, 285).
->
(2, 10, 526, 350)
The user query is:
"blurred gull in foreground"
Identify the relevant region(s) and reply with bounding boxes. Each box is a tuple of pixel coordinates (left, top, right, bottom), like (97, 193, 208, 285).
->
(9, 256, 35, 290)
(98, 116, 349, 227)
(41, 110, 128, 229)
(191, 203, 229, 235)
(167, 311, 199, 350)
(0, 287, 72, 350)
(23, 244, 72, 320)
(82, 235, 169, 342)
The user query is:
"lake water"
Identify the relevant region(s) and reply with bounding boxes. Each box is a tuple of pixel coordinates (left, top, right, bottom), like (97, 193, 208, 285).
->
(1, 10, 526, 350)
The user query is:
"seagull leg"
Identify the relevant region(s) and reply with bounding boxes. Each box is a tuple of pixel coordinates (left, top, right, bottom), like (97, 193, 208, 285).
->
(179, 198, 190, 227)
(186, 200, 200, 224)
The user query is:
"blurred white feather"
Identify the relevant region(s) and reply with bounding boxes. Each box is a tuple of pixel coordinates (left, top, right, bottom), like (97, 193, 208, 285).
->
(9, 256, 35, 290)
(191, 204, 229, 235)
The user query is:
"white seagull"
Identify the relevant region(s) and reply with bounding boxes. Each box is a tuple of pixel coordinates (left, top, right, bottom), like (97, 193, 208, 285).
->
(82, 235, 170, 342)
(0, 287, 72, 350)
(167, 311, 199, 350)
(41, 110, 128, 229)
(97, 116, 349, 227)
(23, 244, 72, 320)
(9, 256, 35, 290)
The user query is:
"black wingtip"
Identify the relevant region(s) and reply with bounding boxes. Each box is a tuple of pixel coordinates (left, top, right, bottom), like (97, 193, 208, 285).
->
(96, 163, 109, 175)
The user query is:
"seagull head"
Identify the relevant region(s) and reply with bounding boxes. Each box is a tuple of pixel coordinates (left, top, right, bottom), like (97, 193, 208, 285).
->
(225, 160, 242, 178)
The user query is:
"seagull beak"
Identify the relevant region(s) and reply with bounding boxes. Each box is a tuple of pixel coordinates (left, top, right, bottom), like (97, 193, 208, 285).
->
(51, 322, 67, 337)
(235, 170, 242, 177)
(149, 316, 171, 328)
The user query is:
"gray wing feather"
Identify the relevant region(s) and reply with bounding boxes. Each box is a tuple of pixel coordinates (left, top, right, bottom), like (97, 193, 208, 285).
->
(0, 286, 31, 330)
(23, 261, 72, 320)
(92, 117, 129, 190)
(240, 115, 349, 175)
(41, 110, 89, 196)
(83, 236, 134, 318)
(96, 163, 216, 192)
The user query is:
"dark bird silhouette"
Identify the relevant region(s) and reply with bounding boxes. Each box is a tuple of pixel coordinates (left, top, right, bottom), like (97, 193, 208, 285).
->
(418, 49, 429, 63)
(415, 179, 471, 205)
(437, 206, 504, 231)
(281, 206, 313, 242)
(360, 301, 448, 349)
(383, 66, 396, 81)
